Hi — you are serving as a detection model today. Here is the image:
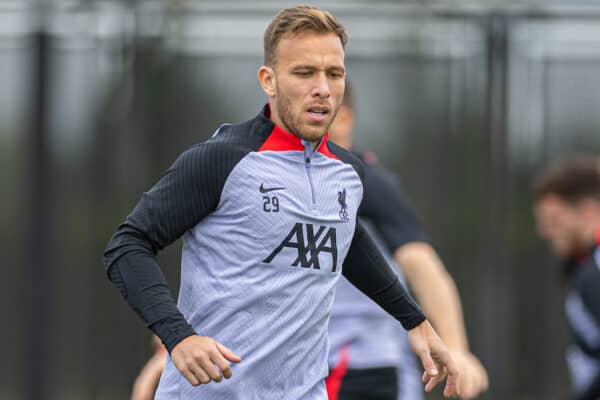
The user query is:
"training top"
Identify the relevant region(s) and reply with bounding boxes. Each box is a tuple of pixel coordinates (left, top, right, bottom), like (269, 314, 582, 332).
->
(103, 105, 425, 400)
(563, 230, 600, 400)
(328, 151, 432, 370)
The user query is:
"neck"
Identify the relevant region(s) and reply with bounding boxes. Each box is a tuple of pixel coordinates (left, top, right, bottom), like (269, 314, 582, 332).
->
(268, 104, 287, 133)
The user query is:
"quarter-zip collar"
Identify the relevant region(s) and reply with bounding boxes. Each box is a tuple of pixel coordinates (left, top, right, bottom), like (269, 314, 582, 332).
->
(257, 103, 338, 160)
(302, 136, 326, 161)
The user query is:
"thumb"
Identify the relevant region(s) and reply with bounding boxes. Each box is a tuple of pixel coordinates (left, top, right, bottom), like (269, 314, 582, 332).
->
(216, 342, 241, 363)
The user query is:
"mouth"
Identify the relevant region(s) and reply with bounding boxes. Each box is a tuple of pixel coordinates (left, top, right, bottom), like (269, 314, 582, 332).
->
(306, 105, 330, 122)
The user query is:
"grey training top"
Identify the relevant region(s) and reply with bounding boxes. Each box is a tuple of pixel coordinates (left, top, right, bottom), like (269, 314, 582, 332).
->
(104, 105, 425, 400)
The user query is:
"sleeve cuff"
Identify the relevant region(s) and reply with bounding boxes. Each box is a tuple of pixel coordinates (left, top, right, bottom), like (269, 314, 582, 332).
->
(402, 314, 427, 331)
(150, 316, 197, 353)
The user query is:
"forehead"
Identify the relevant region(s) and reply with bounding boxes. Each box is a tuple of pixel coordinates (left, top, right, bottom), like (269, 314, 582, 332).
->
(275, 31, 345, 68)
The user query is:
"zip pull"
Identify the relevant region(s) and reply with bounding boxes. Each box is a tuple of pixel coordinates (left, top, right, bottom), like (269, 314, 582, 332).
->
(302, 139, 314, 164)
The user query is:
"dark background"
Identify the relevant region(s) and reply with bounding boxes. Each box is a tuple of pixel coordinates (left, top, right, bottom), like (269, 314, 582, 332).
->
(3, 1, 600, 399)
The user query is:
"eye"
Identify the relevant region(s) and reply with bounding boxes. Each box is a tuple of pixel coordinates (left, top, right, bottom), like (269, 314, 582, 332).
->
(328, 71, 344, 79)
(295, 71, 312, 77)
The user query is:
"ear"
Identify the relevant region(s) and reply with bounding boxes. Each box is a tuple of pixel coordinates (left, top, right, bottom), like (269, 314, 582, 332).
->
(258, 66, 277, 98)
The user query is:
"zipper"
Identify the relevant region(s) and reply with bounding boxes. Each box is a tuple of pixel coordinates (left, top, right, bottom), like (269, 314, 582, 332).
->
(303, 141, 317, 209)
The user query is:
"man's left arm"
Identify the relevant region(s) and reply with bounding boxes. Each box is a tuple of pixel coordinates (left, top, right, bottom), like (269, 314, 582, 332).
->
(361, 164, 488, 399)
(395, 242, 488, 399)
(343, 221, 460, 398)
(396, 243, 466, 349)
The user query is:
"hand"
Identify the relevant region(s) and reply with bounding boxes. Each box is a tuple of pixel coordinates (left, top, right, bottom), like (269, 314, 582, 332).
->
(407, 320, 460, 398)
(171, 335, 241, 386)
(449, 350, 488, 399)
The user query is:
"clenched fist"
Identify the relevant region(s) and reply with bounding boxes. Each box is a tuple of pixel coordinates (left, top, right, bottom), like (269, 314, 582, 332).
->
(171, 335, 241, 386)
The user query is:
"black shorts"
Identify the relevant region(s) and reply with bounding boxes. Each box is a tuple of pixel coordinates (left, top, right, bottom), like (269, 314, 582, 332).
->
(330, 367, 398, 400)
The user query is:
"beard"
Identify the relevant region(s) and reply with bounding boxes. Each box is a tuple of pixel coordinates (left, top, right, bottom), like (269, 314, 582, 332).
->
(274, 86, 333, 143)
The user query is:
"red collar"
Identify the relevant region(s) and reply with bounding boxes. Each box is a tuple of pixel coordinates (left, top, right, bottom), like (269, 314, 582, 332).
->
(258, 103, 338, 159)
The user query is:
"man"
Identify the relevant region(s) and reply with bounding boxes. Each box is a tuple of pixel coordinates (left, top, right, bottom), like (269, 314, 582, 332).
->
(533, 156, 600, 400)
(325, 82, 488, 400)
(104, 6, 459, 400)
(129, 83, 486, 400)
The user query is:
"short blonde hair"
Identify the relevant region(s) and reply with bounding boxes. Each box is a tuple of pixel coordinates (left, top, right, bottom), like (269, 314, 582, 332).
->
(263, 5, 347, 67)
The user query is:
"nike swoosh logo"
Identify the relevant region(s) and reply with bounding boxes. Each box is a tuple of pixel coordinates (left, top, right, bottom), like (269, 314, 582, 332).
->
(260, 183, 286, 193)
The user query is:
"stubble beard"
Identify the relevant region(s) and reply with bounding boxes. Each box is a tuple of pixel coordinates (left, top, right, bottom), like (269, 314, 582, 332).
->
(275, 88, 328, 143)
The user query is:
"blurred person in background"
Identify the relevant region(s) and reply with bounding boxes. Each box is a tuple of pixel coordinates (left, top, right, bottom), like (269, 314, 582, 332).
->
(533, 155, 600, 400)
(131, 336, 167, 400)
(325, 81, 488, 400)
(105, 5, 459, 400)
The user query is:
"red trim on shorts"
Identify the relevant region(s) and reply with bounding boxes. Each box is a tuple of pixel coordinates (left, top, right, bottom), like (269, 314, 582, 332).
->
(325, 346, 350, 400)
(596, 226, 600, 246)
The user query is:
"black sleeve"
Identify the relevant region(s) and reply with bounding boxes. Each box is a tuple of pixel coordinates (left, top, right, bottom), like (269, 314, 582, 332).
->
(359, 163, 431, 252)
(103, 131, 254, 352)
(325, 142, 425, 329)
(342, 219, 427, 330)
(107, 252, 195, 352)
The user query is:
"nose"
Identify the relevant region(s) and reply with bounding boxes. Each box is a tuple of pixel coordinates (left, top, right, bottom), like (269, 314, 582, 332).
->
(311, 72, 330, 99)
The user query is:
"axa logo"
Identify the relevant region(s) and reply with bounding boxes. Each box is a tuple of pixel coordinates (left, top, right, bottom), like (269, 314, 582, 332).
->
(263, 223, 338, 272)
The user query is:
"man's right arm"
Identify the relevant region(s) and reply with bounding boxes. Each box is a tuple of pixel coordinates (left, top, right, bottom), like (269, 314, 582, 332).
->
(104, 144, 223, 351)
(104, 139, 245, 386)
